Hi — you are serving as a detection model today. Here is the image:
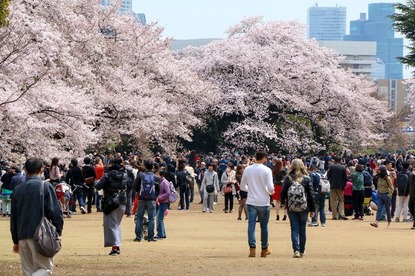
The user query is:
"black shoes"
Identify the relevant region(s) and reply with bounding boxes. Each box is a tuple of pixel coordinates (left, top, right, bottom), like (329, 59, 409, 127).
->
(133, 237, 144, 242)
(147, 238, 158, 242)
(339, 216, 348, 220)
(109, 247, 120, 256)
(282, 215, 287, 221)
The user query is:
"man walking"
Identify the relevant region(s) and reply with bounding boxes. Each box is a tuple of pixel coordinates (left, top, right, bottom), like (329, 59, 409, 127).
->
(134, 160, 159, 242)
(241, 150, 274, 258)
(327, 156, 348, 220)
(10, 158, 64, 275)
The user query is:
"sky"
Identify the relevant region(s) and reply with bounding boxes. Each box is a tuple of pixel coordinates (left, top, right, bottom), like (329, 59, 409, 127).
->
(132, 0, 406, 39)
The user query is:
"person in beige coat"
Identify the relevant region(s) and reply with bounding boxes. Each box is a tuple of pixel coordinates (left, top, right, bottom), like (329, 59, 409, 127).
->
(221, 164, 237, 213)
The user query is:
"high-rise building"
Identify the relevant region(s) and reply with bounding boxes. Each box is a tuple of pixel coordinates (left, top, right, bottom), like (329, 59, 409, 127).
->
(101, 0, 146, 25)
(344, 3, 403, 79)
(307, 5, 347, 41)
(318, 41, 378, 81)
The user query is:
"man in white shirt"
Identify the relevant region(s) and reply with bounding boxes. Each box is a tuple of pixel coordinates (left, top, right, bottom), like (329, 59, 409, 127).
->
(241, 150, 274, 258)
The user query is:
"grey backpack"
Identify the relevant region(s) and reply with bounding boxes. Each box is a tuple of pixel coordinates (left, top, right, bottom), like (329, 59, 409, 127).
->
(287, 176, 308, 212)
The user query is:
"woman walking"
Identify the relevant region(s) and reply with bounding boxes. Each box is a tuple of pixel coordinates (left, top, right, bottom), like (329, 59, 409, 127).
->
(281, 159, 315, 258)
(221, 164, 236, 213)
(351, 164, 365, 220)
(49, 157, 61, 185)
(236, 164, 247, 220)
(201, 163, 219, 213)
(95, 158, 128, 256)
(272, 159, 287, 221)
(156, 170, 170, 239)
(370, 165, 393, 228)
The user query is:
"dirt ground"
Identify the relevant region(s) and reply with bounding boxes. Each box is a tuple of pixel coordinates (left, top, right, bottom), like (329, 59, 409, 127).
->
(1, 196, 415, 275)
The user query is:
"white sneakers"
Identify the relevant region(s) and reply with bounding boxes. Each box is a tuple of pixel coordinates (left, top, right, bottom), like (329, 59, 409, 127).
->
(293, 251, 305, 258)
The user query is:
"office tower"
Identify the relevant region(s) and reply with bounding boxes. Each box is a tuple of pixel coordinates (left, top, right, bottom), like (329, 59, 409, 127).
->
(101, 0, 146, 25)
(307, 5, 347, 41)
(344, 3, 403, 79)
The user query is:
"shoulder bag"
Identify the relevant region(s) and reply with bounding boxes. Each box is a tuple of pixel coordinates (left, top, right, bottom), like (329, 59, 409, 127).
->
(33, 181, 62, 258)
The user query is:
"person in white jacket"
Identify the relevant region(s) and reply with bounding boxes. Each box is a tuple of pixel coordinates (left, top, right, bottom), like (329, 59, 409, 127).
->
(241, 150, 274, 258)
(201, 163, 219, 213)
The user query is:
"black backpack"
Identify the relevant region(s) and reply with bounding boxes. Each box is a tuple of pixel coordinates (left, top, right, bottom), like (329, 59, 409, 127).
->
(126, 170, 135, 189)
(362, 170, 373, 187)
(396, 171, 410, 196)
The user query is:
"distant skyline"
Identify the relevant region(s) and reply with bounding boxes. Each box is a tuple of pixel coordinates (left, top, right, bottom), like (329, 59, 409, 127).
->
(131, 0, 412, 77)
(132, 0, 406, 39)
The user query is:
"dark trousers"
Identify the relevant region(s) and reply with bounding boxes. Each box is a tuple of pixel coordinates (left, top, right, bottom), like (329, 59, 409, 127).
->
(189, 181, 195, 203)
(352, 190, 364, 218)
(391, 190, 397, 217)
(95, 191, 102, 211)
(408, 197, 415, 219)
(84, 186, 95, 212)
(179, 185, 190, 210)
(125, 188, 133, 215)
(224, 193, 234, 211)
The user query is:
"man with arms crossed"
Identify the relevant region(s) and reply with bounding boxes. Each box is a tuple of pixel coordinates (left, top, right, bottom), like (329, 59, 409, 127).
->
(241, 150, 274, 258)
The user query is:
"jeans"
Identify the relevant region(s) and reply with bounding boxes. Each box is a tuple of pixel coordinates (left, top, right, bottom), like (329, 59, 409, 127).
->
(156, 202, 169, 238)
(84, 186, 95, 213)
(247, 204, 270, 249)
(71, 188, 84, 212)
(352, 190, 364, 218)
(135, 200, 156, 239)
(376, 193, 391, 222)
(179, 185, 190, 210)
(197, 181, 203, 203)
(312, 193, 326, 224)
(95, 191, 102, 211)
(224, 193, 234, 211)
(288, 211, 308, 253)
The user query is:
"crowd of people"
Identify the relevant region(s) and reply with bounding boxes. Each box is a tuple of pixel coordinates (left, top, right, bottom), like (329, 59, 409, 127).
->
(2, 149, 415, 274)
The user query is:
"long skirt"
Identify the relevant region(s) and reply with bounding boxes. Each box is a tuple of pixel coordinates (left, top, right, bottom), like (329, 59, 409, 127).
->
(103, 205, 126, 247)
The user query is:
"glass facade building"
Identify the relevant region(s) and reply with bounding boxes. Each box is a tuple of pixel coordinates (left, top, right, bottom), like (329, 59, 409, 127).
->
(344, 3, 403, 79)
(307, 5, 347, 41)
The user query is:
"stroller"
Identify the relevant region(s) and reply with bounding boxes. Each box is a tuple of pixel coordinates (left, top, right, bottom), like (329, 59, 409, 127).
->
(55, 182, 72, 218)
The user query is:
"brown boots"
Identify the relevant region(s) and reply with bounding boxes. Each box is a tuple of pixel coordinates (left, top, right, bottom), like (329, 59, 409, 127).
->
(249, 248, 256, 257)
(261, 247, 271, 258)
(249, 247, 271, 257)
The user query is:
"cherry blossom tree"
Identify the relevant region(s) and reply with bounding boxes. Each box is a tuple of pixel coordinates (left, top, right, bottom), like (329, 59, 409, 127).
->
(180, 17, 391, 154)
(1, 0, 216, 161)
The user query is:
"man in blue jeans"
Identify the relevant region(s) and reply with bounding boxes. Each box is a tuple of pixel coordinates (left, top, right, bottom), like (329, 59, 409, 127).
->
(241, 150, 274, 258)
(133, 160, 160, 242)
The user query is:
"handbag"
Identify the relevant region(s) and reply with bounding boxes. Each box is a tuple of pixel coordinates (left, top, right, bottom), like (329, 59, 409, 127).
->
(84, 176, 95, 185)
(223, 186, 232, 193)
(33, 181, 62, 258)
(206, 184, 214, 193)
(101, 193, 120, 215)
